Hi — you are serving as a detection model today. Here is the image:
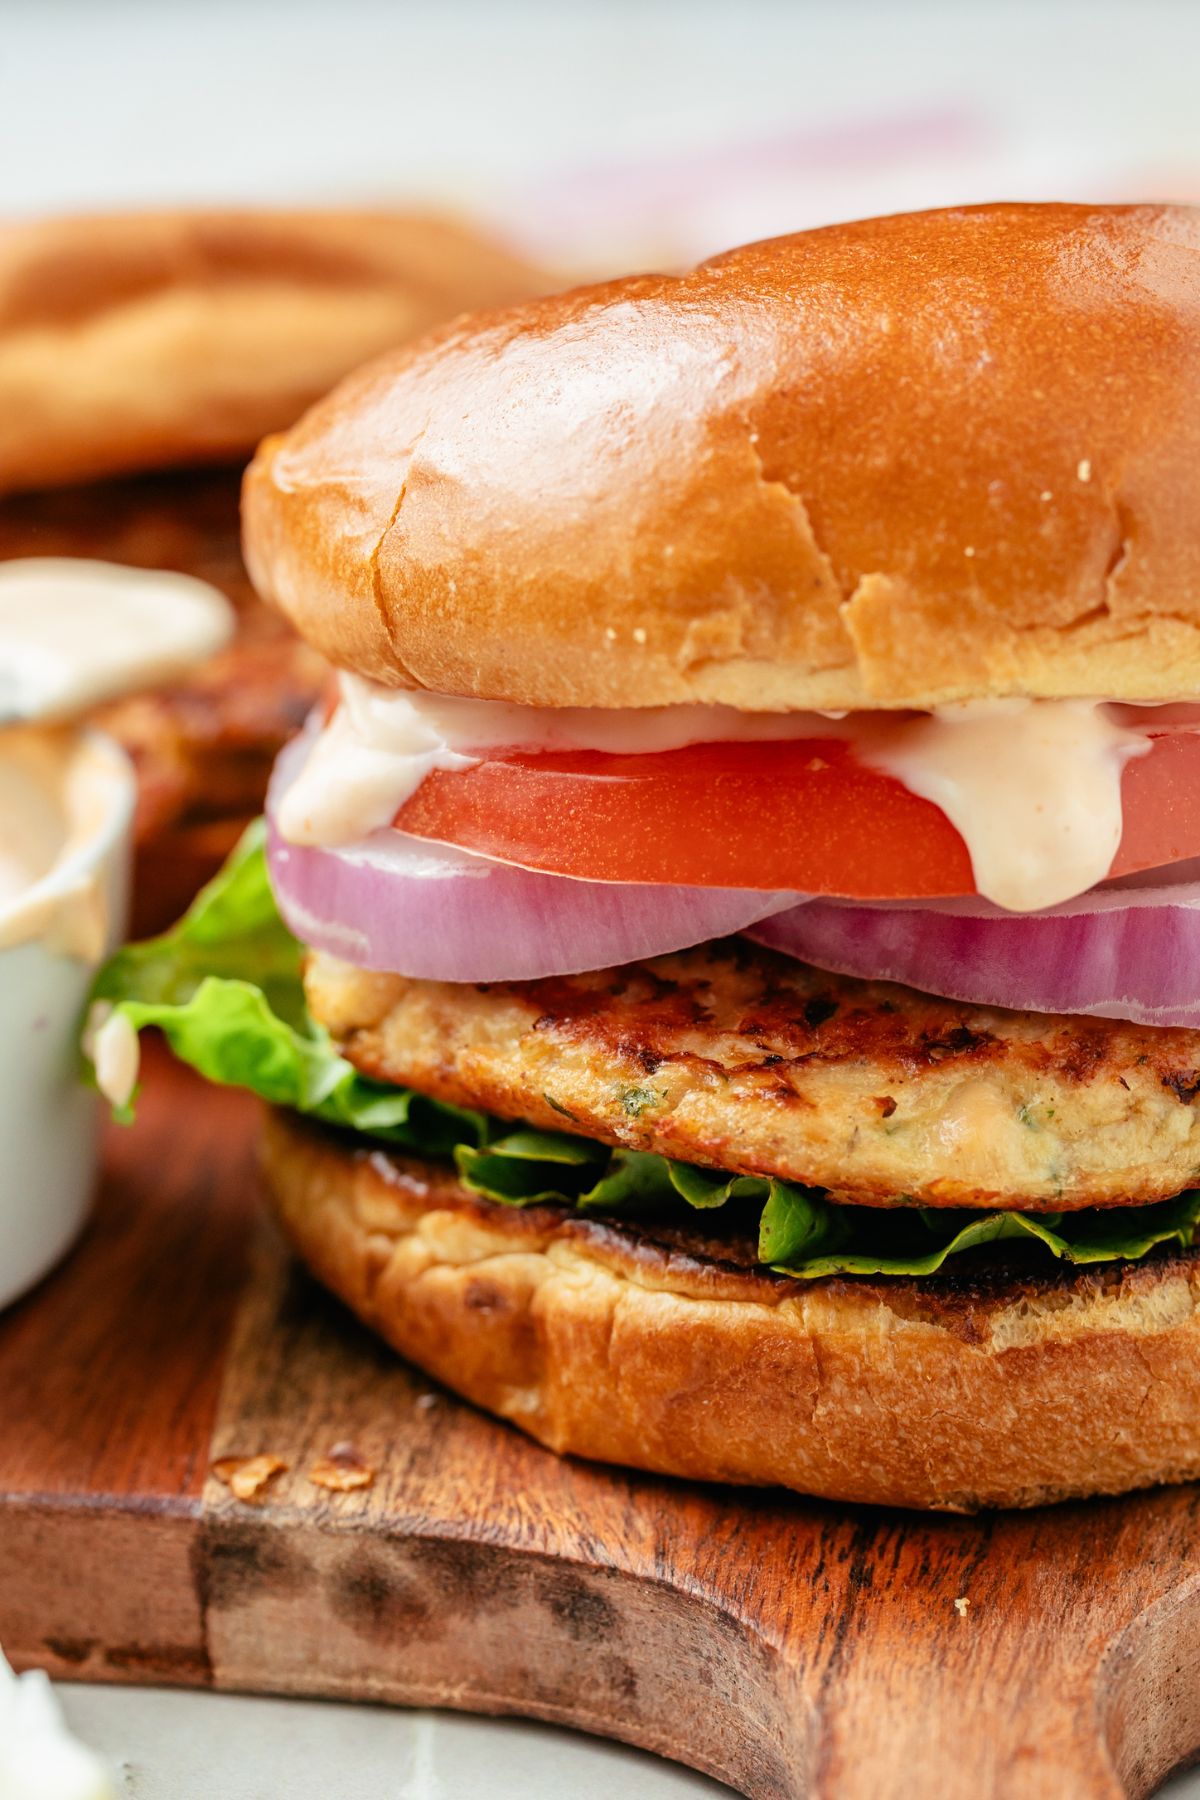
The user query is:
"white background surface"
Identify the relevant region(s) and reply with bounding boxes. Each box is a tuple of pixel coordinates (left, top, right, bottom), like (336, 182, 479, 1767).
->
(7, 0, 1200, 1792)
(3, 0, 1200, 267)
(57, 1686, 728, 1799)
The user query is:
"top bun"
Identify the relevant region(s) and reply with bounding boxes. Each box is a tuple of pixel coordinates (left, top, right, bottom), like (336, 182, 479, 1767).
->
(244, 204, 1200, 713)
(0, 209, 545, 495)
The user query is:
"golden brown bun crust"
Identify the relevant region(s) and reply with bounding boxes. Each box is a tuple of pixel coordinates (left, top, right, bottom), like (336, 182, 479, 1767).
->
(262, 1108, 1200, 1511)
(0, 209, 545, 494)
(245, 203, 1200, 710)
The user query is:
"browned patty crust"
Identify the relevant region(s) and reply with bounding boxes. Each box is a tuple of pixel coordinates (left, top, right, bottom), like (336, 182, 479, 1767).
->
(262, 1108, 1200, 1511)
(305, 940, 1200, 1212)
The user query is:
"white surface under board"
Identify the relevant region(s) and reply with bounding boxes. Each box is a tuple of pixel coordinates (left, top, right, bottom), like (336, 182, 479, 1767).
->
(52, 1683, 1200, 1798)
(56, 1685, 729, 1799)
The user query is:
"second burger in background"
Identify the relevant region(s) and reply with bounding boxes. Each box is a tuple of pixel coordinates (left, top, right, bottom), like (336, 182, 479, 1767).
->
(91, 203, 1200, 1510)
(0, 208, 547, 929)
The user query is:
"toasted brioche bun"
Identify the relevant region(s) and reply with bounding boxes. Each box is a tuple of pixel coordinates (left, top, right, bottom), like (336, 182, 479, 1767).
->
(262, 1108, 1200, 1511)
(0, 209, 545, 494)
(244, 203, 1200, 712)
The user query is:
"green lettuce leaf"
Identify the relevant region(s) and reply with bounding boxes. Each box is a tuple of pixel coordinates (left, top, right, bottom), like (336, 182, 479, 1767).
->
(458, 1128, 1200, 1278)
(768, 1190, 1200, 1279)
(86, 827, 1200, 1280)
(88, 822, 484, 1154)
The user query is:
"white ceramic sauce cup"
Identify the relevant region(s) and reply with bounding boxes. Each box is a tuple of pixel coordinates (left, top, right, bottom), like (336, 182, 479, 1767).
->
(0, 729, 135, 1310)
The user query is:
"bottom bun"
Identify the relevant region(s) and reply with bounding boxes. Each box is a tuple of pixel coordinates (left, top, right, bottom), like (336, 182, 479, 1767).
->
(261, 1109, 1200, 1511)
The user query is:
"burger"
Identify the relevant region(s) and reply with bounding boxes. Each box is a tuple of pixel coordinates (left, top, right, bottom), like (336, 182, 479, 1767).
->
(0, 208, 546, 496)
(89, 202, 1200, 1511)
(0, 206, 546, 931)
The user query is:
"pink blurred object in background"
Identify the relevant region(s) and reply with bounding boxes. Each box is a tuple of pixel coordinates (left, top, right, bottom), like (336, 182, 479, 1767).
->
(501, 109, 1199, 275)
(510, 107, 992, 266)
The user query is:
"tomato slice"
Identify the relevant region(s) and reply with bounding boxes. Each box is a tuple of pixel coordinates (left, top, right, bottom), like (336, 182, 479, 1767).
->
(394, 730, 1200, 898)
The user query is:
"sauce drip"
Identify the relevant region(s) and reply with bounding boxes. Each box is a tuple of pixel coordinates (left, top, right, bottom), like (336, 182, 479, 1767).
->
(277, 677, 1157, 914)
(861, 700, 1147, 912)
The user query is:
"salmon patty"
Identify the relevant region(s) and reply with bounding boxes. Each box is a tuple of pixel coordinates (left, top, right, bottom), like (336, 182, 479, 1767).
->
(304, 938, 1200, 1212)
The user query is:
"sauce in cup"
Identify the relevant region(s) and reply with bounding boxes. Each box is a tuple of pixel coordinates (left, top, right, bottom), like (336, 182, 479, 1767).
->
(0, 559, 232, 1308)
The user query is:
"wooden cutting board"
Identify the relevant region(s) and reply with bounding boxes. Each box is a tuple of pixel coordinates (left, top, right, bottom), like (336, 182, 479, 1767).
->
(3, 1042, 1200, 1799)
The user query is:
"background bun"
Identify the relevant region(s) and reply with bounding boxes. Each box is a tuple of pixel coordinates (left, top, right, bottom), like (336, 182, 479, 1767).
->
(245, 203, 1200, 712)
(263, 1108, 1200, 1512)
(0, 208, 545, 494)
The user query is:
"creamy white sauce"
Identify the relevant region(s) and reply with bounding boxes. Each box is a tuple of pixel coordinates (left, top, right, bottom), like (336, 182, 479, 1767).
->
(276, 677, 477, 847)
(0, 558, 233, 722)
(861, 699, 1149, 912)
(0, 1653, 117, 1800)
(86, 1005, 141, 1111)
(0, 557, 231, 955)
(275, 674, 837, 845)
(0, 745, 64, 908)
(83, 1008, 139, 1116)
(0, 730, 133, 958)
(278, 675, 1166, 914)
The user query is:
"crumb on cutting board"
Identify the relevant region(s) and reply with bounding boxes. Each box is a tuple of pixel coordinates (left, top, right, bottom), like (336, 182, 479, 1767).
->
(211, 1453, 288, 1502)
(308, 1441, 375, 1492)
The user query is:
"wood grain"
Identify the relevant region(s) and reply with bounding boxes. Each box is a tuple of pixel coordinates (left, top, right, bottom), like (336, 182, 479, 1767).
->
(2, 1042, 1200, 1796)
(0, 1045, 255, 1500)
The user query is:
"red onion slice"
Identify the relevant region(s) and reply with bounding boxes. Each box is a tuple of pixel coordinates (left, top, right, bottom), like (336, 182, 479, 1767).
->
(266, 741, 800, 982)
(749, 874, 1200, 1027)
